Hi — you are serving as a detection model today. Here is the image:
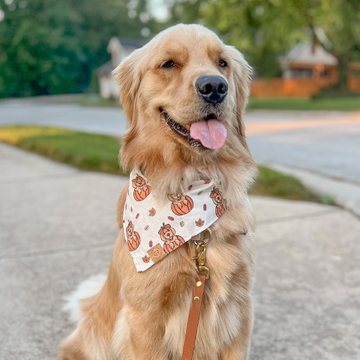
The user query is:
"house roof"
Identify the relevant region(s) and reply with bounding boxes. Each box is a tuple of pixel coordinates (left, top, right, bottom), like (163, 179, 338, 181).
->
(285, 42, 338, 66)
(98, 61, 114, 76)
(106, 37, 149, 58)
(98, 37, 149, 76)
(116, 38, 148, 49)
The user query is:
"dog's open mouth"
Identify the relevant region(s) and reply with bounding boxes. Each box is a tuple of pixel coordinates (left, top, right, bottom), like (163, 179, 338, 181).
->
(160, 108, 227, 150)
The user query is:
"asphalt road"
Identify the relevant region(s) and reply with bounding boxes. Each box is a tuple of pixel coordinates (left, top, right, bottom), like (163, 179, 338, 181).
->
(0, 98, 127, 136)
(246, 110, 360, 185)
(1, 99, 359, 184)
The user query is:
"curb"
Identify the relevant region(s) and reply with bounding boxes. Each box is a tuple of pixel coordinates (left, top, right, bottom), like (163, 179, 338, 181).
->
(262, 162, 360, 218)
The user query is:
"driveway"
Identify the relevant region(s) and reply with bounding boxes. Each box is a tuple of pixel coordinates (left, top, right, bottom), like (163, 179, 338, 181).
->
(1, 142, 359, 360)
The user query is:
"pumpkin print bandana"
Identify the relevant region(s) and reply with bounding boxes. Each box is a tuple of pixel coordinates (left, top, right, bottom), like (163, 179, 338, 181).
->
(123, 169, 227, 272)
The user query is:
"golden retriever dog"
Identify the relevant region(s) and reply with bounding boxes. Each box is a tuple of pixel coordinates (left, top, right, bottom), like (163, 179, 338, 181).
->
(56, 24, 257, 360)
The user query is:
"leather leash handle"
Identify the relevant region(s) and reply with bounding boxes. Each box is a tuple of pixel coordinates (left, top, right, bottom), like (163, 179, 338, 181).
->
(181, 274, 207, 360)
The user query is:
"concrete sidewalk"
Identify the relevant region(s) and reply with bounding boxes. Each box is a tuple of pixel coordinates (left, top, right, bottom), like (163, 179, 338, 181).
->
(0, 142, 359, 360)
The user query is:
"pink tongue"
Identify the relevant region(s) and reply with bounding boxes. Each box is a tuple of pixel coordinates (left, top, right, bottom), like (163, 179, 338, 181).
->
(190, 119, 227, 150)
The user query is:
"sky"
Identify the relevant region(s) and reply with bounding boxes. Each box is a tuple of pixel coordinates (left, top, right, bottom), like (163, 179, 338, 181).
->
(148, 0, 169, 22)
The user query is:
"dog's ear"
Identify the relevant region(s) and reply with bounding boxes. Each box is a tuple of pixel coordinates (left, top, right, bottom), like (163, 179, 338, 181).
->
(113, 49, 143, 124)
(227, 46, 252, 139)
(113, 49, 144, 168)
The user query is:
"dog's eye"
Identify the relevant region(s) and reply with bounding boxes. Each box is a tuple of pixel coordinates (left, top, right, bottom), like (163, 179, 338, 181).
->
(219, 59, 228, 68)
(161, 60, 175, 69)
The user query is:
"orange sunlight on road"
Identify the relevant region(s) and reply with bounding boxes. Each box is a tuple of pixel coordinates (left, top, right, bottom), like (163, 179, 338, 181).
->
(246, 113, 360, 136)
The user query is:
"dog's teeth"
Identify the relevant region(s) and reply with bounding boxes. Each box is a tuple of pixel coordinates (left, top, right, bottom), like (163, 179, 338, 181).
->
(161, 110, 191, 141)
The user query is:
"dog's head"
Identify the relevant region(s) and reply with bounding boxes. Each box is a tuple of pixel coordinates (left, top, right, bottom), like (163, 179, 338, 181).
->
(132, 175, 147, 188)
(210, 187, 224, 206)
(114, 24, 252, 175)
(126, 221, 135, 238)
(168, 193, 185, 203)
(158, 223, 176, 243)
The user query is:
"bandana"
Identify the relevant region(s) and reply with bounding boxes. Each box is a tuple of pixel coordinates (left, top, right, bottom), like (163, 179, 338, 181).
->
(123, 169, 228, 272)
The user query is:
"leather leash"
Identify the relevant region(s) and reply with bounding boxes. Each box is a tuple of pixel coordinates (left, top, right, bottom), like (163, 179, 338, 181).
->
(181, 229, 212, 360)
(181, 274, 206, 360)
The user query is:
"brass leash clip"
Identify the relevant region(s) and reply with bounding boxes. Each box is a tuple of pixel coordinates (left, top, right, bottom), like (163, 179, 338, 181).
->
(192, 228, 212, 280)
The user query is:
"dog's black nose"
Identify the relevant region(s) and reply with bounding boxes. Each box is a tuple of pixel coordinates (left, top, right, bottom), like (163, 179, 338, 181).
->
(195, 76, 228, 105)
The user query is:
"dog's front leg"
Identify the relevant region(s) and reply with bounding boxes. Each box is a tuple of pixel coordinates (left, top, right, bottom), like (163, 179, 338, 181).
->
(112, 308, 168, 360)
(219, 298, 253, 360)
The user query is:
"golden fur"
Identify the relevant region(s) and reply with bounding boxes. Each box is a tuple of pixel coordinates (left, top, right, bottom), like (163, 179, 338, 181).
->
(56, 24, 257, 360)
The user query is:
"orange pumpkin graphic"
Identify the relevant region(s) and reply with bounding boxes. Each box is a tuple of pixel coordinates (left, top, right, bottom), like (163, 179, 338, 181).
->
(210, 187, 227, 218)
(132, 175, 151, 202)
(126, 221, 141, 251)
(163, 237, 184, 254)
(168, 193, 194, 216)
(127, 232, 141, 251)
(158, 223, 185, 254)
(215, 206, 226, 218)
(133, 186, 151, 202)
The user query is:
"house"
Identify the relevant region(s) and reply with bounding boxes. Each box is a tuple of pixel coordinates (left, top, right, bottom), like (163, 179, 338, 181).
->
(98, 37, 147, 99)
(252, 40, 360, 97)
(280, 42, 338, 79)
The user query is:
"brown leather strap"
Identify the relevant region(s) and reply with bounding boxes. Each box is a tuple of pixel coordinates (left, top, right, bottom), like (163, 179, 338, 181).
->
(181, 274, 207, 360)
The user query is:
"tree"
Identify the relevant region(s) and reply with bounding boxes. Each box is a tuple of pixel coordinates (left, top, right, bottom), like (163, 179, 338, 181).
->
(200, 0, 360, 87)
(164, 0, 204, 26)
(0, 0, 159, 98)
(303, 0, 360, 91)
(165, 0, 308, 77)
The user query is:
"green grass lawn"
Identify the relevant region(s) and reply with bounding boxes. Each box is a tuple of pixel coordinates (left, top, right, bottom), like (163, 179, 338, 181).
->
(0, 125, 333, 204)
(247, 97, 360, 111)
(0, 126, 127, 175)
(251, 165, 334, 204)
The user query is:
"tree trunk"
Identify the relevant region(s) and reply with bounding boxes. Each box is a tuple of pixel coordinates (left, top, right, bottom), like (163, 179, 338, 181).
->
(335, 52, 351, 92)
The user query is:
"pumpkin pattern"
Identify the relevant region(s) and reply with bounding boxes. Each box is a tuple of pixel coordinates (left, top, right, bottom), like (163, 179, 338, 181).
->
(215, 205, 226, 218)
(210, 187, 227, 218)
(124, 169, 228, 272)
(158, 223, 185, 254)
(168, 193, 194, 216)
(126, 221, 141, 251)
(132, 175, 151, 202)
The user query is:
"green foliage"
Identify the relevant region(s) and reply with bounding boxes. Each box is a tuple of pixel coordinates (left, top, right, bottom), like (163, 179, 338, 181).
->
(206, 0, 360, 83)
(247, 47, 282, 78)
(166, 0, 360, 81)
(0, 0, 159, 98)
(311, 87, 360, 100)
(353, 45, 360, 62)
(165, 0, 204, 26)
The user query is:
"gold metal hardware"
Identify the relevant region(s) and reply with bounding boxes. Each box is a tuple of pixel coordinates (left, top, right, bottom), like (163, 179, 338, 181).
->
(194, 296, 200, 302)
(196, 281, 202, 287)
(192, 228, 212, 280)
